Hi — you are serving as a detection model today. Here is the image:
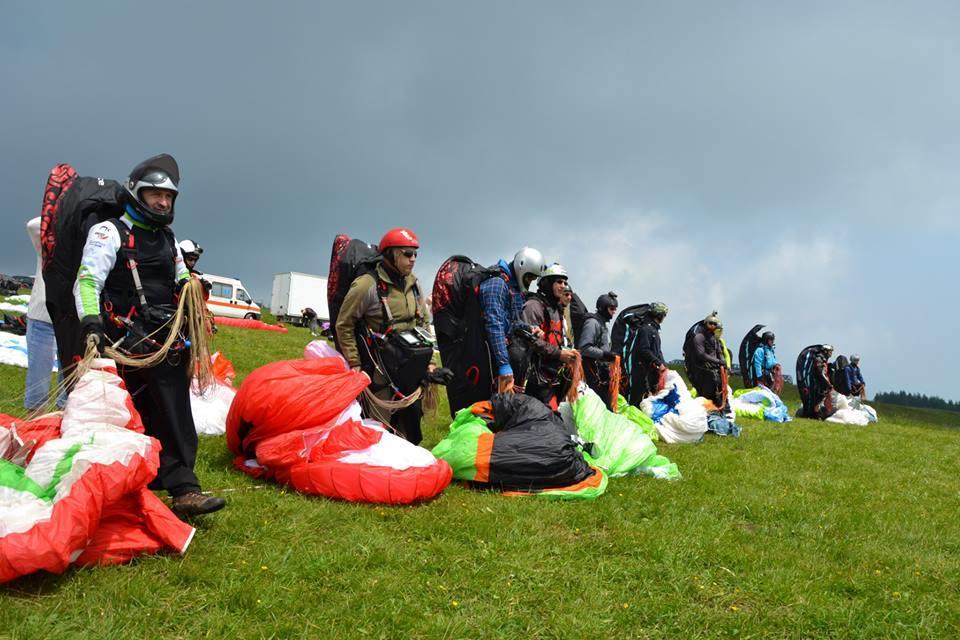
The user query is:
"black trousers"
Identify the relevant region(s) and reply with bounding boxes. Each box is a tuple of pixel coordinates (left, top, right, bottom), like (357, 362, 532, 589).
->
(121, 357, 201, 497)
(690, 366, 724, 407)
(627, 362, 659, 406)
(391, 400, 424, 446)
(583, 359, 611, 408)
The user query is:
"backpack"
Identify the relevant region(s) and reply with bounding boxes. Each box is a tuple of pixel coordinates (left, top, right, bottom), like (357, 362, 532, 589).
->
(568, 292, 590, 345)
(40, 164, 125, 283)
(796, 345, 832, 417)
(610, 303, 654, 403)
(431, 255, 502, 416)
(738, 324, 766, 387)
(326, 234, 380, 349)
(682, 321, 704, 374)
(831, 355, 851, 394)
(610, 303, 652, 356)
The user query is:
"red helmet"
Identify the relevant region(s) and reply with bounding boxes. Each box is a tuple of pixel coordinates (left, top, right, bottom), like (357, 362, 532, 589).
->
(379, 228, 420, 252)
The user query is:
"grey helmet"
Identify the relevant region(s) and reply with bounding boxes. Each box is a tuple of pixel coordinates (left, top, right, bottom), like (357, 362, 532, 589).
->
(596, 291, 619, 312)
(850, 353, 860, 363)
(512, 247, 545, 293)
(125, 153, 180, 227)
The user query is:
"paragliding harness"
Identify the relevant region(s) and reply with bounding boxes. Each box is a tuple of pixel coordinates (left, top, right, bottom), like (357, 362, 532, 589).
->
(328, 233, 433, 410)
(520, 293, 578, 401)
(611, 303, 654, 402)
(568, 291, 590, 345)
(796, 346, 834, 419)
(683, 321, 727, 409)
(738, 324, 766, 388)
(357, 278, 435, 398)
(431, 255, 503, 415)
(39, 164, 126, 369)
(830, 355, 851, 395)
(102, 222, 191, 365)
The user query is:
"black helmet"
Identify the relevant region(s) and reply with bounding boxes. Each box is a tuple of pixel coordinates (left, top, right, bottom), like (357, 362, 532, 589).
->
(761, 331, 775, 343)
(125, 154, 180, 227)
(596, 291, 618, 312)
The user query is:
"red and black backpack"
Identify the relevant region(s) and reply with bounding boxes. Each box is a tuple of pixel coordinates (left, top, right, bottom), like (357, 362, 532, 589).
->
(431, 255, 502, 416)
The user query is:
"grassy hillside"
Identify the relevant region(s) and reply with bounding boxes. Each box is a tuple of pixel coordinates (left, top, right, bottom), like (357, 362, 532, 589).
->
(2, 323, 959, 639)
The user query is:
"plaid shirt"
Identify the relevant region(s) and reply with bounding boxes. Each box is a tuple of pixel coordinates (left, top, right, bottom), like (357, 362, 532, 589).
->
(478, 260, 525, 376)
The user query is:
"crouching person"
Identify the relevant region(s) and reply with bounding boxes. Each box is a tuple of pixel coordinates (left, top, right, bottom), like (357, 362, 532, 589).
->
(335, 228, 451, 445)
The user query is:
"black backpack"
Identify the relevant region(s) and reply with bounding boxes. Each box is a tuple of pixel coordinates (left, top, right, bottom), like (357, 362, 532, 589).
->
(610, 303, 652, 357)
(831, 355, 851, 394)
(431, 255, 502, 416)
(568, 292, 591, 346)
(326, 234, 381, 349)
(682, 321, 705, 374)
(738, 324, 767, 387)
(40, 164, 125, 291)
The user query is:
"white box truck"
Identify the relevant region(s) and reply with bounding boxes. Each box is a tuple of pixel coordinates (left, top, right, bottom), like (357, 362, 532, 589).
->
(271, 272, 329, 325)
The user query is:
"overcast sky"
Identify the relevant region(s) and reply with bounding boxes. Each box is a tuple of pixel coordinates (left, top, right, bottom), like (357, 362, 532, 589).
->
(2, 1, 957, 401)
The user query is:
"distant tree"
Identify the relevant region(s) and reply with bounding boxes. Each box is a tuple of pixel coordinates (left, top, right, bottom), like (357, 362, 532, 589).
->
(874, 391, 960, 412)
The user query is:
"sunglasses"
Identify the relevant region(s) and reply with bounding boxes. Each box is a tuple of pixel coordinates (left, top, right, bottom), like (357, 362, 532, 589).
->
(399, 249, 418, 258)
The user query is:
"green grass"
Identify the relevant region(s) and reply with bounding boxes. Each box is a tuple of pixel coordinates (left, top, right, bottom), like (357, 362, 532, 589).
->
(2, 323, 960, 639)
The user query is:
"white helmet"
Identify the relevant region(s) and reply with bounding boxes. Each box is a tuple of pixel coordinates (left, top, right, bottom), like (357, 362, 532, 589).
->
(179, 239, 203, 258)
(512, 247, 545, 292)
(539, 262, 568, 279)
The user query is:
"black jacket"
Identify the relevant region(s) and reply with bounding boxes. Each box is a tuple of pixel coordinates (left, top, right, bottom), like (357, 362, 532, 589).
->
(636, 320, 664, 367)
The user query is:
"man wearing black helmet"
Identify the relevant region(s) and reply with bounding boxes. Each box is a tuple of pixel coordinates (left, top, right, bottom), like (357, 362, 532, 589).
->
(74, 154, 225, 519)
(577, 292, 619, 406)
(625, 302, 669, 405)
(752, 331, 779, 388)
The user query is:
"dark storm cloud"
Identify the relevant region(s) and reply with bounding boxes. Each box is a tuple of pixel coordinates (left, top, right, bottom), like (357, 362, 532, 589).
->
(1, 1, 957, 399)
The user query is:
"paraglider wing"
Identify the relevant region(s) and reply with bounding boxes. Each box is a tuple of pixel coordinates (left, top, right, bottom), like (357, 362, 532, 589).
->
(225, 358, 370, 457)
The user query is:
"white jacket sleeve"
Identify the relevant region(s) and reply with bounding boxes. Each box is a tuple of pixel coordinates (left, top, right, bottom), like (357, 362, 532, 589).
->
(74, 222, 122, 319)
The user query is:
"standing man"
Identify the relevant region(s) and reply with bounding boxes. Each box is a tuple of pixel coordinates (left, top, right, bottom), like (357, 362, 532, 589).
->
(845, 354, 866, 399)
(519, 263, 580, 409)
(75, 154, 225, 518)
(335, 228, 451, 445)
(626, 302, 669, 405)
(752, 331, 779, 388)
(477, 247, 546, 394)
(686, 312, 727, 408)
(24, 218, 63, 410)
(577, 292, 619, 406)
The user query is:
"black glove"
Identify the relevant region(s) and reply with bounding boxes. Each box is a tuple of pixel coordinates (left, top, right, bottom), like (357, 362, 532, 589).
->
(425, 367, 455, 386)
(602, 350, 617, 362)
(80, 315, 105, 355)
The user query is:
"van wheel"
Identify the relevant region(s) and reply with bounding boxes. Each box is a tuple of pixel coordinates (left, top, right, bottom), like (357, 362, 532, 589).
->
(244, 313, 260, 320)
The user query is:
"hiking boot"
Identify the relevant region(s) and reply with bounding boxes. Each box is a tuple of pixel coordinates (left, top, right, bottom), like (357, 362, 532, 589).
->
(172, 491, 226, 518)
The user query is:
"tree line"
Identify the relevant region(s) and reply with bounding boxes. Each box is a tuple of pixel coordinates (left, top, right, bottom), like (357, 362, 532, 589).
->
(874, 391, 960, 412)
